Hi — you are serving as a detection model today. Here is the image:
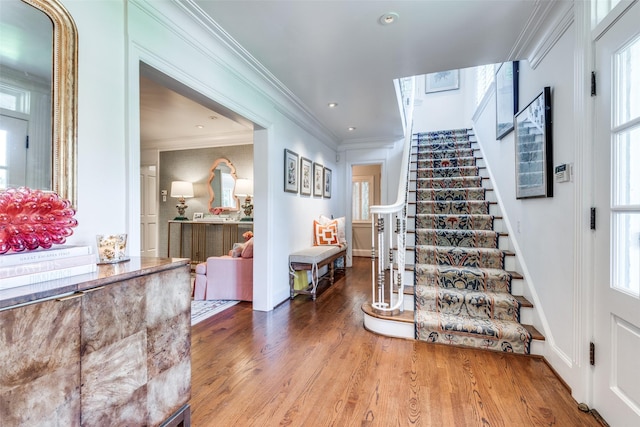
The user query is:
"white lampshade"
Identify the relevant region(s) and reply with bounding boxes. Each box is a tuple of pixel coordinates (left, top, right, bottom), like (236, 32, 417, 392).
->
(235, 178, 253, 197)
(170, 181, 194, 198)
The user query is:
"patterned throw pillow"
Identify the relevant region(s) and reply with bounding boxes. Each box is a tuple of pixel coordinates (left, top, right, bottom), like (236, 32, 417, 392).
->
(319, 215, 346, 245)
(313, 220, 339, 245)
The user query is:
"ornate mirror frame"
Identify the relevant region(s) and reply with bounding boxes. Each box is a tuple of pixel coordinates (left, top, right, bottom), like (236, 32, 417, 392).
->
(208, 158, 239, 212)
(22, 0, 78, 207)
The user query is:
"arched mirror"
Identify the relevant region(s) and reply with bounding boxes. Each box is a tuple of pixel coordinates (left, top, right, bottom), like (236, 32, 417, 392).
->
(0, 0, 78, 207)
(208, 158, 239, 212)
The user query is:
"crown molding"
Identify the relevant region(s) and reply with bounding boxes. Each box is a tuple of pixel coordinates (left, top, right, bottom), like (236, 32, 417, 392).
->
(132, 0, 339, 149)
(528, 2, 574, 69)
(507, 0, 574, 68)
(338, 136, 401, 152)
(144, 130, 254, 152)
(507, 0, 555, 61)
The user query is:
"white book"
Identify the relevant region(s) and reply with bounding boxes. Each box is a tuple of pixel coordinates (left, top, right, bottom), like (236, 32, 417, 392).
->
(0, 254, 97, 279)
(0, 245, 93, 267)
(0, 263, 98, 290)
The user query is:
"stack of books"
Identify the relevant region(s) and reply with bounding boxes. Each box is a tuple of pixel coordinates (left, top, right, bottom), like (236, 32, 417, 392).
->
(0, 245, 97, 289)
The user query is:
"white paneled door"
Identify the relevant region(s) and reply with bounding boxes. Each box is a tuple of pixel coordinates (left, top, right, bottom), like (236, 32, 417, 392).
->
(140, 165, 158, 257)
(594, 1, 640, 425)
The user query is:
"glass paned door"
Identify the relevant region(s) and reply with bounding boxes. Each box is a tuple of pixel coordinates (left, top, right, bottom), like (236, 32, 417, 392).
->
(593, 2, 640, 424)
(612, 126, 640, 296)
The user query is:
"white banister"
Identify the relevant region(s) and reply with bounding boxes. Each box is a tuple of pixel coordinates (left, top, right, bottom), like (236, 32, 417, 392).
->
(369, 76, 415, 314)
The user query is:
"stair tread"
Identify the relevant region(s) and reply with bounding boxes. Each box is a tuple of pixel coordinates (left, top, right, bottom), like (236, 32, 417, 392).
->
(408, 214, 504, 220)
(523, 324, 545, 340)
(415, 263, 514, 277)
(514, 295, 533, 307)
(362, 302, 414, 323)
(362, 307, 544, 342)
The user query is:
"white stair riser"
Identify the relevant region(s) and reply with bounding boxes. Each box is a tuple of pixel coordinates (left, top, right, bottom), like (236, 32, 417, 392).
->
(511, 278, 524, 295)
(403, 269, 414, 285)
(404, 293, 415, 311)
(530, 340, 544, 356)
(363, 313, 414, 339)
(519, 306, 534, 325)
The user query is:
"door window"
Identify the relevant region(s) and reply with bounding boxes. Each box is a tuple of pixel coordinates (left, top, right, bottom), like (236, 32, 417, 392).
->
(611, 36, 640, 296)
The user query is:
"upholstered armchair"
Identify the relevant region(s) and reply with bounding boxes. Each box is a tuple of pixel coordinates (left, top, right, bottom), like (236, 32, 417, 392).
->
(193, 237, 253, 301)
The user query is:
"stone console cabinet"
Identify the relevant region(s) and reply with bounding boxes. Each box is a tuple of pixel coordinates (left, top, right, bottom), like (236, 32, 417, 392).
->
(0, 257, 192, 427)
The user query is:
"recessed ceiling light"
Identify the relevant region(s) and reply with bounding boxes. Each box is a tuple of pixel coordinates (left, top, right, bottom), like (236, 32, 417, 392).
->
(348, 127, 356, 131)
(328, 102, 338, 108)
(209, 115, 218, 120)
(378, 12, 399, 26)
(195, 125, 204, 129)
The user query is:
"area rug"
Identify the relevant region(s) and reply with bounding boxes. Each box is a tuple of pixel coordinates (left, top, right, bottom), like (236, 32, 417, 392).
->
(191, 300, 239, 326)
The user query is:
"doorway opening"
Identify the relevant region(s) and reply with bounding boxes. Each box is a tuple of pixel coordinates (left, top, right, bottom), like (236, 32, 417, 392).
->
(351, 163, 381, 257)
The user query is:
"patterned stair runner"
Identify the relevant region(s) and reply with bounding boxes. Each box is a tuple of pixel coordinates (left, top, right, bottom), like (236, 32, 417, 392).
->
(413, 129, 532, 354)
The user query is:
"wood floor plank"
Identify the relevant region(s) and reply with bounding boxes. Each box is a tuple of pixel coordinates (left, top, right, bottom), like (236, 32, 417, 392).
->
(190, 257, 602, 426)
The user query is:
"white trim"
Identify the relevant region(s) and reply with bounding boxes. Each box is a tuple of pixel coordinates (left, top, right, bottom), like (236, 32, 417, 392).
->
(592, 0, 638, 42)
(145, 130, 254, 151)
(471, 81, 495, 123)
(572, 0, 595, 405)
(508, 0, 558, 60)
(173, 0, 339, 148)
(528, 2, 575, 69)
(339, 138, 398, 152)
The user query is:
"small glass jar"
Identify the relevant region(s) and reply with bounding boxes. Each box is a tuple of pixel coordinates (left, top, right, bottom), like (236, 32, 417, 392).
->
(96, 234, 128, 263)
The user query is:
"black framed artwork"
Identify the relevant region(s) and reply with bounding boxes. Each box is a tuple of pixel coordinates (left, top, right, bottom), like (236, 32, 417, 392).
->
(284, 149, 299, 193)
(323, 167, 332, 198)
(514, 86, 553, 199)
(300, 157, 312, 196)
(496, 61, 519, 140)
(313, 162, 323, 197)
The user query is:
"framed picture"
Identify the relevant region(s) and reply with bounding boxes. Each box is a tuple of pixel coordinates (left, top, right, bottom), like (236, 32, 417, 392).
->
(425, 70, 459, 93)
(284, 149, 299, 193)
(192, 212, 204, 221)
(496, 61, 519, 140)
(515, 86, 553, 199)
(323, 167, 332, 198)
(313, 162, 323, 197)
(300, 157, 312, 196)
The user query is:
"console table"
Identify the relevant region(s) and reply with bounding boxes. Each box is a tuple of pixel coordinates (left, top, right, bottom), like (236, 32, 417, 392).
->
(0, 257, 191, 427)
(167, 220, 253, 264)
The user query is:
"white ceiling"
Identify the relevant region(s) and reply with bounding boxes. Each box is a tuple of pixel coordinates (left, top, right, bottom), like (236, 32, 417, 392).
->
(185, 0, 547, 144)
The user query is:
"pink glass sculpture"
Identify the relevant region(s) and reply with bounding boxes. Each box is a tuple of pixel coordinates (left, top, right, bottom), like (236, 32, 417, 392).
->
(0, 187, 78, 254)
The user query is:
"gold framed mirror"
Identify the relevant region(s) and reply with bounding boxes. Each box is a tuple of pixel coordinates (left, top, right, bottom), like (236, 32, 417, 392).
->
(0, 0, 78, 206)
(208, 158, 239, 212)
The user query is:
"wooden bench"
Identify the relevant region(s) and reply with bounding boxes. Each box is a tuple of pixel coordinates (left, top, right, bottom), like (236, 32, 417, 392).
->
(289, 245, 347, 300)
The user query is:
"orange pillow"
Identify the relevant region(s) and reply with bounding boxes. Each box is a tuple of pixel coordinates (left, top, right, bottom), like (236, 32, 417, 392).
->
(314, 220, 339, 245)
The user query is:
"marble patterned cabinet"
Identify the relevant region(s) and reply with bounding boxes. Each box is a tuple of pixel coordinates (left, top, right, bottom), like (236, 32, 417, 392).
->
(0, 258, 191, 427)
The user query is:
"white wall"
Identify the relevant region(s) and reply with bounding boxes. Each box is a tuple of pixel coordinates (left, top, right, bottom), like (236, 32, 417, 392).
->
(60, 0, 342, 311)
(62, 0, 127, 245)
(473, 25, 582, 390)
(413, 68, 475, 132)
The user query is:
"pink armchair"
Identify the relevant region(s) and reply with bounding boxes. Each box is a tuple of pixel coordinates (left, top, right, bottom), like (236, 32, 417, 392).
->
(193, 237, 254, 301)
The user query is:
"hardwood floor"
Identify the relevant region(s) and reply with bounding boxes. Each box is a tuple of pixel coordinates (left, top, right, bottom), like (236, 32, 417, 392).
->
(190, 257, 601, 426)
